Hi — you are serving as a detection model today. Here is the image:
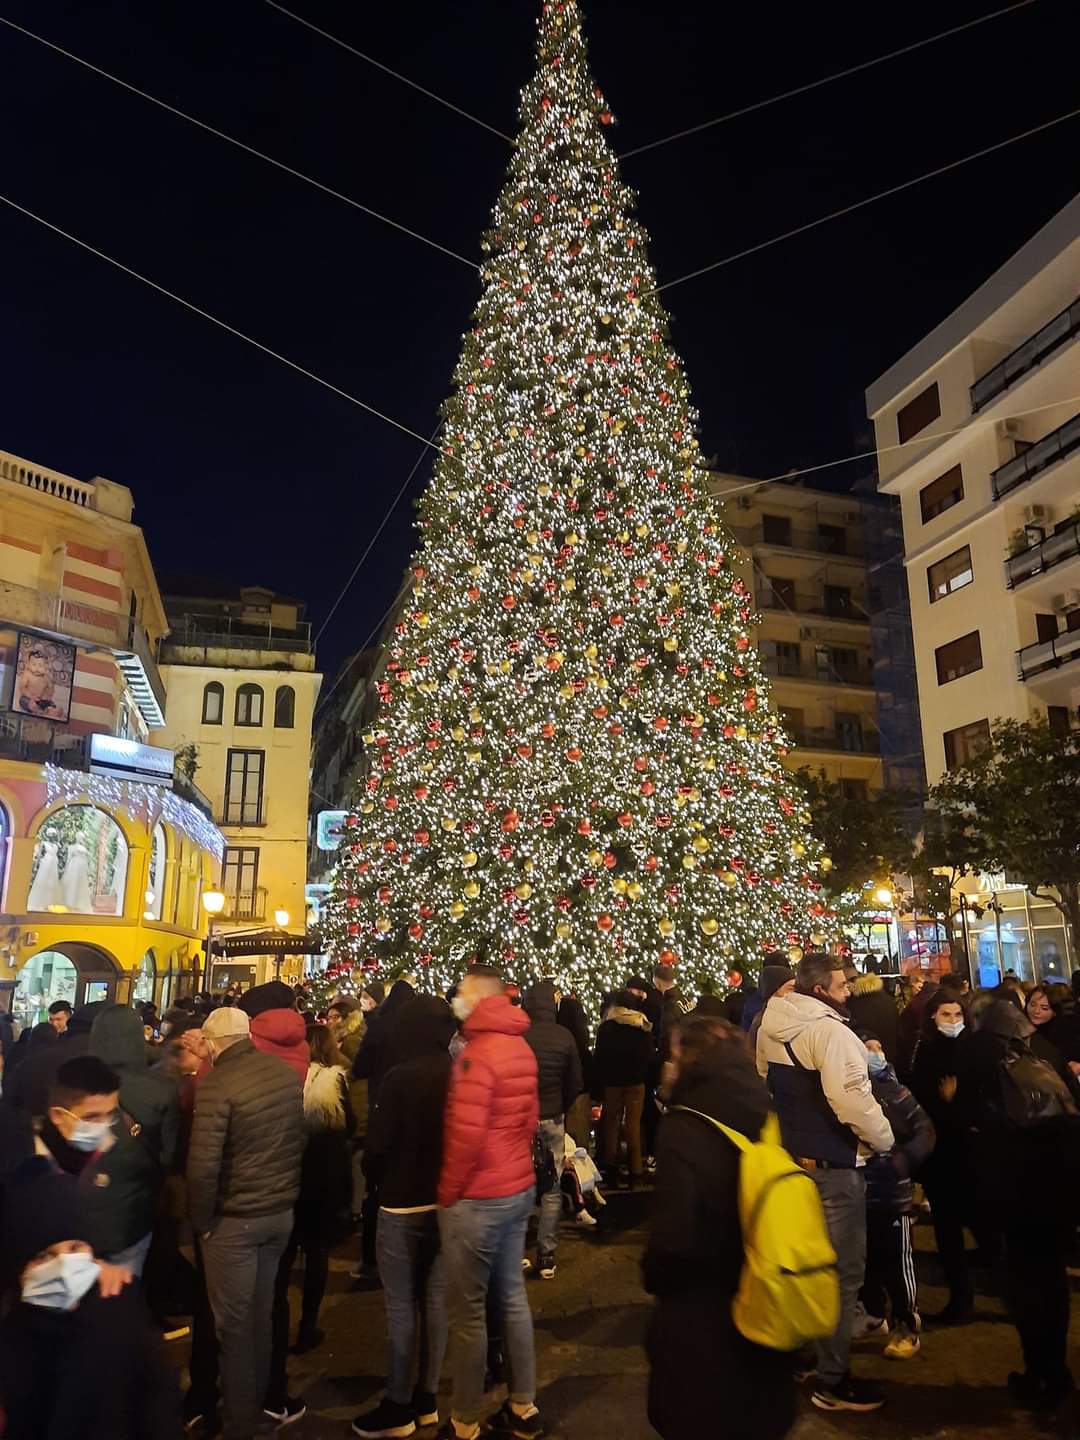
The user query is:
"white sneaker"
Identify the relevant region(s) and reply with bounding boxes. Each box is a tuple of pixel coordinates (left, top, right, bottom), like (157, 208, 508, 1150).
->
(884, 1325, 921, 1360)
(852, 1303, 889, 1338)
(575, 1209, 598, 1227)
(592, 1188, 607, 1208)
(521, 1256, 532, 1271)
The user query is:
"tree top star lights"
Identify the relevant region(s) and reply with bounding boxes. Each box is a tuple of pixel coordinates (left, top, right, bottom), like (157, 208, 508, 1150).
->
(326, 0, 836, 1009)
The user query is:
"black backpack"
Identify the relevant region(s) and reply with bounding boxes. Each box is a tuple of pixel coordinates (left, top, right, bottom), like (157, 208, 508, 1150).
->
(998, 1039, 1077, 1128)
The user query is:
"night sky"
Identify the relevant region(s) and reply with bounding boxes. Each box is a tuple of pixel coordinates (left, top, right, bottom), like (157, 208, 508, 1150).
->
(2, 0, 1076, 679)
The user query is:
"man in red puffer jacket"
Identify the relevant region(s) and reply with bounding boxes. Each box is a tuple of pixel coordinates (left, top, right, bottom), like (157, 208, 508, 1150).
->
(438, 966, 542, 1440)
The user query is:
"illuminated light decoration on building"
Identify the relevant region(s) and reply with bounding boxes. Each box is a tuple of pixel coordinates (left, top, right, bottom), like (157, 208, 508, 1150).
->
(324, 0, 834, 1012)
(44, 763, 226, 862)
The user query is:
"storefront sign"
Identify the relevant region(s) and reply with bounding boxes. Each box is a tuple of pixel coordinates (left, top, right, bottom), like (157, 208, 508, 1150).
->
(12, 633, 75, 723)
(90, 734, 174, 787)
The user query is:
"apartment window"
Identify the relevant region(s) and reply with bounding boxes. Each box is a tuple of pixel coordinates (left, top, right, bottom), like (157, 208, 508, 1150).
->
(830, 647, 861, 681)
(235, 683, 264, 727)
(935, 630, 983, 684)
(836, 712, 865, 752)
(222, 846, 260, 915)
(274, 685, 295, 729)
(943, 718, 990, 770)
(1048, 706, 1071, 739)
(774, 641, 801, 676)
(823, 585, 852, 617)
(897, 381, 941, 444)
(927, 545, 973, 602)
(919, 464, 964, 523)
(840, 778, 869, 800)
(767, 577, 796, 609)
(202, 681, 224, 725)
(761, 514, 792, 546)
(817, 524, 846, 555)
(224, 749, 265, 825)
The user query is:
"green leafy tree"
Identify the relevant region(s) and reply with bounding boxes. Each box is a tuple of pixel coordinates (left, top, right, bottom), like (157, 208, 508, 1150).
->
(325, 0, 834, 1009)
(790, 770, 917, 900)
(930, 717, 1080, 958)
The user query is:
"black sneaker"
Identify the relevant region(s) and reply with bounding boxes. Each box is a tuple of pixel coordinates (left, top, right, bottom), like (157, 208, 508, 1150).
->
(537, 1253, 556, 1280)
(485, 1400, 544, 1439)
(264, 1395, 307, 1427)
(352, 1398, 418, 1437)
(811, 1376, 885, 1413)
(412, 1390, 440, 1428)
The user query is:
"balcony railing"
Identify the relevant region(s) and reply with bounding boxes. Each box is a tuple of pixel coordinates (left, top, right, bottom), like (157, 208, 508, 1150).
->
(221, 887, 268, 922)
(1005, 517, 1080, 588)
(0, 450, 96, 508)
(991, 412, 1080, 500)
(762, 656, 874, 687)
(786, 726, 881, 755)
(1017, 628, 1080, 683)
(164, 613, 313, 655)
(729, 523, 864, 558)
(755, 586, 869, 623)
(972, 297, 1080, 412)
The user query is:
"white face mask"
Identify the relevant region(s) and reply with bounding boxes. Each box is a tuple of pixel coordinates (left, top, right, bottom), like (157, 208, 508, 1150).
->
(66, 1119, 113, 1153)
(451, 995, 474, 1023)
(936, 1020, 965, 1039)
(21, 1252, 100, 1311)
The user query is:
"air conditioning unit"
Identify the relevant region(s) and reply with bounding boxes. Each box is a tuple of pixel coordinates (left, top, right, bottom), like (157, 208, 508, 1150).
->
(1052, 589, 1080, 613)
(1024, 504, 1051, 526)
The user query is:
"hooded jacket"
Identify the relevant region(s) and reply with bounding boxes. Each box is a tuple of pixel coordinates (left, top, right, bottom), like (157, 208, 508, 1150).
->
(187, 1037, 305, 1234)
(642, 1039, 796, 1440)
(365, 996, 455, 1208)
(353, 978, 416, 1106)
(523, 982, 583, 1120)
(847, 974, 900, 1063)
(239, 982, 309, 1085)
(758, 990, 894, 1164)
(89, 1004, 179, 1172)
(864, 1062, 935, 1212)
(592, 1006, 654, 1094)
(438, 994, 538, 1207)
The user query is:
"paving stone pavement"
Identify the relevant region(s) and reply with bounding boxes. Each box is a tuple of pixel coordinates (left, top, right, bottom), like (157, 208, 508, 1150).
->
(179, 1191, 1080, 1440)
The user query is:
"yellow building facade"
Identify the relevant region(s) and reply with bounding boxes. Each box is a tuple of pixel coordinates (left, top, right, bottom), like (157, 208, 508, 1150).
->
(153, 585, 321, 992)
(0, 449, 224, 1024)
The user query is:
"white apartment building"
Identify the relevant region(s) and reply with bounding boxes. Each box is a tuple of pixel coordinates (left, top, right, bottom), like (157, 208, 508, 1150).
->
(866, 193, 1080, 981)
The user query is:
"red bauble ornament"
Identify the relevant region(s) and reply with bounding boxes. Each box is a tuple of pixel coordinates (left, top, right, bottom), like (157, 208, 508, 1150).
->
(597, 913, 614, 931)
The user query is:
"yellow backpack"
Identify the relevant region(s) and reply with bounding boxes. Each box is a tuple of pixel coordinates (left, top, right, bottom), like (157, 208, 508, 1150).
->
(673, 1107, 840, 1351)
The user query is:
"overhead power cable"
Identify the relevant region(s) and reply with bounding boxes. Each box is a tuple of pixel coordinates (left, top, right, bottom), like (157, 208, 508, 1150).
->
(654, 104, 1080, 294)
(0, 191, 448, 454)
(621, 0, 1040, 158)
(263, 0, 513, 143)
(0, 13, 478, 272)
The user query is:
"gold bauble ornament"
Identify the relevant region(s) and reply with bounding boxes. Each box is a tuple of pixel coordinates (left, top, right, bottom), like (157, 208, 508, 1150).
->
(659, 918, 675, 937)
(820, 857, 833, 872)
(720, 871, 738, 886)
(463, 880, 481, 899)
(462, 851, 479, 868)
(441, 816, 458, 832)
(375, 916, 392, 933)
(681, 854, 697, 870)
(556, 921, 571, 940)
(515, 883, 533, 900)
(701, 917, 719, 936)
(787, 945, 804, 964)
(693, 835, 710, 853)
(450, 901, 465, 920)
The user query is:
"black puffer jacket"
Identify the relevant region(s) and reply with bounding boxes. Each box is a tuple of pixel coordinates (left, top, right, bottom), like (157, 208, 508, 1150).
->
(7, 1001, 108, 1116)
(643, 1038, 795, 1440)
(592, 1008, 654, 1095)
(847, 975, 900, 1062)
(187, 1038, 304, 1234)
(90, 1004, 179, 1173)
(353, 979, 416, 1106)
(523, 982, 583, 1120)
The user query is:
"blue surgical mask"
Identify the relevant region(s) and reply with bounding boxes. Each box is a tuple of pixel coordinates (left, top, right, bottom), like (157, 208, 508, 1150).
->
(65, 1118, 113, 1153)
(21, 1252, 100, 1311)
(866, 1051, 888, 1076)
(936, 1020, 965, 1039)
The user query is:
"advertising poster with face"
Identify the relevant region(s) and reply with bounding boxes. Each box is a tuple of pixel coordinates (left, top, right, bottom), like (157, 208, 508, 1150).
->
(12, 633, 76, 722)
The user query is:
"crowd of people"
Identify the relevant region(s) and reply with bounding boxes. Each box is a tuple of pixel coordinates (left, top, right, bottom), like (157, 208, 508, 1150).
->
(0, 953, 1078, 1440)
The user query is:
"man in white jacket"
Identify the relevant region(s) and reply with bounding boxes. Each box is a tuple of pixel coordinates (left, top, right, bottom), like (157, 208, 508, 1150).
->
(759, 952, 894, 1416)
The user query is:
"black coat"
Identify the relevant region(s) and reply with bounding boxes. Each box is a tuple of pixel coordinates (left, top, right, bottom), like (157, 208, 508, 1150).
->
(523, 982, 583, 1120)
(556, 995, 592, 1089)
(363, 996, 455, 1209)
(591, 1012, 654, 1095)
(642, 1041, 795, 1440)
(352, 979, 416, 1106)
(847, 975, 900, 1062)
(909, 1028, 978, 1188)
(7, 1002, 109, 1116)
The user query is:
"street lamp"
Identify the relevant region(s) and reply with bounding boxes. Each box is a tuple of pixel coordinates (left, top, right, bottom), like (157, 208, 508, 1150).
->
(274, 908, 290, 981)
(873, 886, 894, 908)
(200, 889, 226, 996)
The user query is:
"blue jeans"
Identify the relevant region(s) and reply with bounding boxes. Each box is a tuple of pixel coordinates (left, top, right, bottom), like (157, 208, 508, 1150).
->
(811, 1168, 867, 1386)
(439, 1188, 536, 1424)
(536, 1117, 565, 1260)
(377, 1209, 448, 1405)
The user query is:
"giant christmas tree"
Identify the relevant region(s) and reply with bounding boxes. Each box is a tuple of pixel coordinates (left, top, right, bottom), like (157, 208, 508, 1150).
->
(326, 0, 835, 1008)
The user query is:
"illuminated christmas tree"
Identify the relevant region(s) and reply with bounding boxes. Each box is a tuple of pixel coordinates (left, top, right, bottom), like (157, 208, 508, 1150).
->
(326, 0, 835, 1008)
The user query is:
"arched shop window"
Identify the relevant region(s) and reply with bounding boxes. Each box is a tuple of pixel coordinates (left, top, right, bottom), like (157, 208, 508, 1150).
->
(202, 681, 224, 725)
(132, 950, 156, 1006)
(235, 683, 264, 727)
(274, 685, 295, 729)
(145, 822, 166, 920)
(28, 805, 129, 917)
(13, 950, 77, 1029)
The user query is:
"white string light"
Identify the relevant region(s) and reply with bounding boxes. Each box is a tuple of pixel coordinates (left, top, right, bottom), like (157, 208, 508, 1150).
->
(43, 763, 226, 861)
